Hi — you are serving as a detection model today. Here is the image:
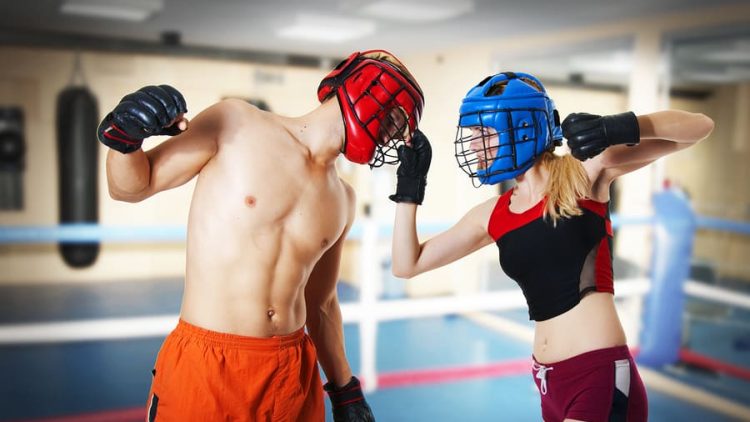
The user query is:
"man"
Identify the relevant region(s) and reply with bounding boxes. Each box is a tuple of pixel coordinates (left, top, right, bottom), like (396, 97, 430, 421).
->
(97, 50, 424, 421)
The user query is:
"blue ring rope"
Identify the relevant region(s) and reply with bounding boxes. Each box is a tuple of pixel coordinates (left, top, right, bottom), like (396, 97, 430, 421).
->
(0, 215, 747, 244)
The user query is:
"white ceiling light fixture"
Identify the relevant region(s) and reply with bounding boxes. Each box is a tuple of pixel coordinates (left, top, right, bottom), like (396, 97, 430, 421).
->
(60, 0, 164, 22)
(277, 13, 376, 43)
(698, 39, 750, 64)
(569, 50, 633, 75)
(360, 0, 474, 22)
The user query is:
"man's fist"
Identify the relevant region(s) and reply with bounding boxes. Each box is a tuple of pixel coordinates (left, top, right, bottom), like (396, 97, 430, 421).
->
(325, 376, 375, 422)
(97, 85, 187, 154)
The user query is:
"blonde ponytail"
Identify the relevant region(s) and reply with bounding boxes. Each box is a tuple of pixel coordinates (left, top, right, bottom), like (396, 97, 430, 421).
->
(540, 151, 590, 225)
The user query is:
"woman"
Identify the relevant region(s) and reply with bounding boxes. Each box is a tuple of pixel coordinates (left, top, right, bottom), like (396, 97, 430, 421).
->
(388, 71, 714, 422)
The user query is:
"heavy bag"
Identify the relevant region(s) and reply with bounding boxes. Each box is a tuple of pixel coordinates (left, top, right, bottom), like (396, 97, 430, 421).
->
(56, 87, 100, 268)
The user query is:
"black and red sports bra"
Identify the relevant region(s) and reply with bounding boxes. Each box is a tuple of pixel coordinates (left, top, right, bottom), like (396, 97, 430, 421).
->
(488, 188, 614, 321)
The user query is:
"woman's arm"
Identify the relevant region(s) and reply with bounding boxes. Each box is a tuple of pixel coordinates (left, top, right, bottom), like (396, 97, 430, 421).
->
(391, 198, 496, 278)
(597, 110, 714, 179)
(564, 110, 714, 194)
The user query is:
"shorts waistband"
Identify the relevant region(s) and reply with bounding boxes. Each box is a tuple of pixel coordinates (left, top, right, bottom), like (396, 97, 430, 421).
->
(173, 319, 306, 350)
(532, 345, 632, 377)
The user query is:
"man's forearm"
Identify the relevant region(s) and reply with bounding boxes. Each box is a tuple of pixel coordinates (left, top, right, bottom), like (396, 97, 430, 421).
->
(307, 299, 353, 387)
(106, 148, 152, 201)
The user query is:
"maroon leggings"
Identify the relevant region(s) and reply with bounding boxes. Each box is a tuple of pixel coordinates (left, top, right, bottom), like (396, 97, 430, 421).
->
(532, 346, 648, 422)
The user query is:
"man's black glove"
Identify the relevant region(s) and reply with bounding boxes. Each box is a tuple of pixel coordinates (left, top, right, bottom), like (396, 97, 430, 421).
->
(389, 129, 431, 205)
(562, 111, 640, 161)
(97, 85, 187, 154)
(324, 376, 375, 422)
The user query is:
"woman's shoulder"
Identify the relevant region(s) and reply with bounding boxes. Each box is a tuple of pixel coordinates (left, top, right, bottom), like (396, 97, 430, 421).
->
(466, 194, 505, 223)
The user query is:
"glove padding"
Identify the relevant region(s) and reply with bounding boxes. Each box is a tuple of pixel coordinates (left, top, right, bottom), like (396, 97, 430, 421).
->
(97, 85, 187, 154)
(324, 376, 375, 422)
(388, 129, 431, 205)
(562, 111, 640, 161)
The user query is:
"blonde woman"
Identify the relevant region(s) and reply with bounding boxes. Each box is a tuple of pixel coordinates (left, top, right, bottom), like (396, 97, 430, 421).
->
(388, 72, 714, 422)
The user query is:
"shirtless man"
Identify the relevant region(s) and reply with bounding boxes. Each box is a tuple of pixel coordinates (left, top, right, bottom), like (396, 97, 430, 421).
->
(97, 50, 423, 422)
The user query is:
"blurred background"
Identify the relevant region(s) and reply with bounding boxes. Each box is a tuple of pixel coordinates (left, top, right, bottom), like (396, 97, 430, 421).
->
(0, 0, 749, 421)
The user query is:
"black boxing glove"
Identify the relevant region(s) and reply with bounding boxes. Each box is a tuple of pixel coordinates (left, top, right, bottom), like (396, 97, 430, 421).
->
(97, 85, 187, 154)
(389, 129, 431, 205)
(562, 111, 640, 161)
(324, 377, 375, 422)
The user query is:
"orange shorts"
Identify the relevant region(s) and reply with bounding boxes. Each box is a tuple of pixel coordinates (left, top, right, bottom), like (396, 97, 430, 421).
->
(146, 320, 324, 422)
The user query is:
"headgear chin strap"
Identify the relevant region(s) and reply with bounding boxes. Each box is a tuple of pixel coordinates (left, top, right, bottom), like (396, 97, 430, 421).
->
(318, 50, 424, 167)
(455, 72, 562, 186)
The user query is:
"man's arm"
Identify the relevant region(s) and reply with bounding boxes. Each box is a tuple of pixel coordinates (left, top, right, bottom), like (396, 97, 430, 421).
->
(305, 183, 376, 421)
(105, 99, 230, 202)
(304, 182, 356, 387)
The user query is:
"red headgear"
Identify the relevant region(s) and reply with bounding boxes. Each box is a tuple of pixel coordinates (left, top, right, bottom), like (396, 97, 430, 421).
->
(317, 50, 424, 166)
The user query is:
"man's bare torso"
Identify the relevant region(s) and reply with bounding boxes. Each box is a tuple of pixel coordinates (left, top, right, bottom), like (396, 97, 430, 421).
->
(180, 101, 351, 337)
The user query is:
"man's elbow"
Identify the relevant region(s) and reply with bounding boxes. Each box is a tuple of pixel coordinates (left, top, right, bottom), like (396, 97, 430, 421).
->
(391, 265, 415, 279)
(108, 186, 147, 203)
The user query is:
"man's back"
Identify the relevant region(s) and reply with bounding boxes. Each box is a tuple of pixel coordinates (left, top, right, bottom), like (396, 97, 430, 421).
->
(180, 99, 353, 337)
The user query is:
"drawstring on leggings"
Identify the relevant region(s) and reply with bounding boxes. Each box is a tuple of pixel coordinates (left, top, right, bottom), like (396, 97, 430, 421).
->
(532, 362, 554, 395)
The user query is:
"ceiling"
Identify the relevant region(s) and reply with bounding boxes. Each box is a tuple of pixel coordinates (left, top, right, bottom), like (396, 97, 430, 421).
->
(0, 0, 749, 87)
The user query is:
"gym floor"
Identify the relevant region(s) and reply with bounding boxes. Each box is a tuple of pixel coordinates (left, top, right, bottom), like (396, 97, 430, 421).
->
(0, 279, 748, 421)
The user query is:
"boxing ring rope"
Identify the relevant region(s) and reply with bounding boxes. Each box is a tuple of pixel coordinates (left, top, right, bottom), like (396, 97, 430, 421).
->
(1, 197, 750, 419)
(1, 277, 746, 343)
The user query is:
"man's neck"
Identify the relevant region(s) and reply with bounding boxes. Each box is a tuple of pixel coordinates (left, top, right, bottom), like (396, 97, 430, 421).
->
(290, 99, 344, 167)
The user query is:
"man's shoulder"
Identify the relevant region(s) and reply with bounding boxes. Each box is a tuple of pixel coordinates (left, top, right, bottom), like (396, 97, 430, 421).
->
(211, 98, 263, 119)
(205, 99, 279, 139)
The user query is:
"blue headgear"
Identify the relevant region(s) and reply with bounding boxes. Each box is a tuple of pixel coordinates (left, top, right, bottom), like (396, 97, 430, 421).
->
(454, 72, 562, 186)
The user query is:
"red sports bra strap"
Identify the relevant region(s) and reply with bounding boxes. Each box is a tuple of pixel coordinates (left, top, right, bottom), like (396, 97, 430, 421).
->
(487, 189, 514, 240)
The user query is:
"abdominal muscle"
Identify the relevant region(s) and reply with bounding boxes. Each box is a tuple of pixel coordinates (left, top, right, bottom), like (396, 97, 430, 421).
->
(180, 270, 309, 338)
(532, 292, 627, 363)
(178, 208, 319, 338)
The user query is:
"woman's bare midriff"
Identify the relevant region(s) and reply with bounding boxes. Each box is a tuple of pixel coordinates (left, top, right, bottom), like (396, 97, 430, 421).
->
(533, 292, 627, 364)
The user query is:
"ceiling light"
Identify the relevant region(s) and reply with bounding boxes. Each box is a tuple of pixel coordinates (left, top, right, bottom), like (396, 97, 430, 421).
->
(569, 51, 633, 75)
(277, 14, 375, 43)
(60, 0, 164, 22)
(361, 0, 474, 22)
(699, 40, 750, 64)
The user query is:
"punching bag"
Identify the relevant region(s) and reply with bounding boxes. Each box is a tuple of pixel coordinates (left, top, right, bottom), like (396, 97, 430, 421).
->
(638, 188, 696, 367)
(56, 86, 100, 268)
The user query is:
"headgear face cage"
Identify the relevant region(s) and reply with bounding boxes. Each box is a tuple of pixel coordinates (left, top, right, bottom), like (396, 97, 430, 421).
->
(318, 50, 424, 167)
(455, 72, 562, 186)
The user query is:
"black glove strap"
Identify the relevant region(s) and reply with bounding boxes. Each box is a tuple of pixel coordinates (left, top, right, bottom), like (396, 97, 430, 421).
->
(603, 111, 640, 147)
(97, 113, 144, 154)
(389, 176, 426, 205)
(324, 377, 365, 408)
